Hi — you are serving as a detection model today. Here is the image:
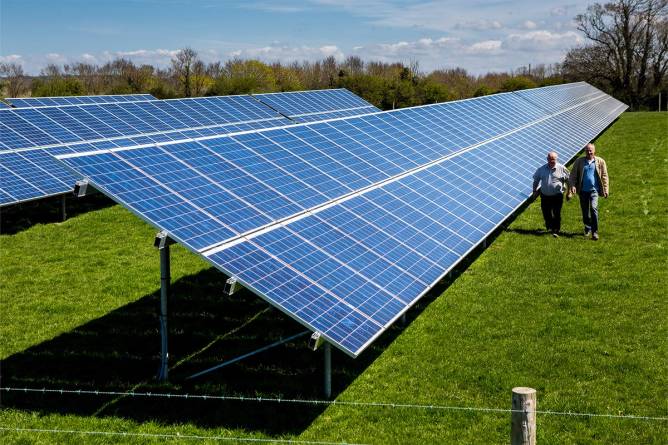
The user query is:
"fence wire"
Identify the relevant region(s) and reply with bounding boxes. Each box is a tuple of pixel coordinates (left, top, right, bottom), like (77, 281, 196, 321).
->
(2, 387, 666, 421)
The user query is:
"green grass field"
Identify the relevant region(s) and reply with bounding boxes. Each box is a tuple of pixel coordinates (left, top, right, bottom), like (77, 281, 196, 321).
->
(1, 112, 666, 444)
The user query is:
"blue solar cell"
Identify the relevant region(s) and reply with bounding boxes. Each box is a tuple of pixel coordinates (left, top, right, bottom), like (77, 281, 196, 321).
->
(0, 111, 61, 146)
(0, 121, 34, 149)
(13, 108, 83, 143)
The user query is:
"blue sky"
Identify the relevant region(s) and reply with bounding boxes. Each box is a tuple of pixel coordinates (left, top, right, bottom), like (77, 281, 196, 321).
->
(1, 0, 593, 75)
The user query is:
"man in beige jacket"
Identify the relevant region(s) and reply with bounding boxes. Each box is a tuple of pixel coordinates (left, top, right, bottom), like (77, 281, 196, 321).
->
(568, 143, 609, 240)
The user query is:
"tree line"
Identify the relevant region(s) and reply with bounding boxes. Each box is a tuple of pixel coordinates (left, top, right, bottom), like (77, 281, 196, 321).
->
(0, 53, 561, 110)
(1, 0, 665, 110)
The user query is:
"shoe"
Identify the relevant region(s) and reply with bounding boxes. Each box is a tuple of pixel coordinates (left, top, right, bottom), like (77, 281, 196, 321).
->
(584, 229, 591, 237)
(552, 232, 559, 238)
(592, 232, 599, 241)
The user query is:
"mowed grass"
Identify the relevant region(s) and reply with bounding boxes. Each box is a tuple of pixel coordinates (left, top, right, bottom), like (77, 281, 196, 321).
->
(1, 112, 666, 444)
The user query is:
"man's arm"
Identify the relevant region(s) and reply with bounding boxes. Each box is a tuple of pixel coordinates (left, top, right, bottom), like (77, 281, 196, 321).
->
(568, 159, 579, 194)
(599, 158, 609, 197)
(532, 168, 541, 193)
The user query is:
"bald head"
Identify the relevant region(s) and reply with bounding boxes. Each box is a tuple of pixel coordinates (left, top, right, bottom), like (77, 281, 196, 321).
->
(547, 151, 558, 168)
(585, 143, 596, 159)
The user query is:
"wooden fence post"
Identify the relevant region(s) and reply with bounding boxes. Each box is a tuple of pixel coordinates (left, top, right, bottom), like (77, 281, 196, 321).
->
(511, 387, 536, 445)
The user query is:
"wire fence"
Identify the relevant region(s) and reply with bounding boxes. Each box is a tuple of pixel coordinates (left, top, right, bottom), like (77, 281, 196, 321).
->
(2, 387, 666, 422)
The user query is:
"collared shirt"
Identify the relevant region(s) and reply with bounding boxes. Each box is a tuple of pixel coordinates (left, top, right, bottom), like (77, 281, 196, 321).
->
(533, 163, 570, 196)
(581, 158, 598, 192)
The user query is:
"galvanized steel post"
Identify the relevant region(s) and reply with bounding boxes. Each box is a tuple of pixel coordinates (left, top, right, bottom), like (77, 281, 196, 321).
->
(324, 342, 332, 399)
(157, 243, 170, 381)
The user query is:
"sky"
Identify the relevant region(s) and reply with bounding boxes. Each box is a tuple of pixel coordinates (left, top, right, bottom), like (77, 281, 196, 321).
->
(0, 0, 594, 76)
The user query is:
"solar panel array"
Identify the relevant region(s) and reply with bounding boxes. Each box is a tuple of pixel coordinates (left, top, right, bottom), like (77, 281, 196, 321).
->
(55, 82, 627, 356)
(5, 94, 157, 108)
(0, 89, 380, 207)
(253, 89, 380, 122)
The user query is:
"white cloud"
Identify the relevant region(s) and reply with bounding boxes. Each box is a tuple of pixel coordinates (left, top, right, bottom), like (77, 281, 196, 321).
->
(503, 30, 582, 51)
(355, 36, 459, 59)
(228, 44, 345, 62)
(523, 20, 538, 29)
(468, 40, 503, 54)
(0, 54, 24, 64)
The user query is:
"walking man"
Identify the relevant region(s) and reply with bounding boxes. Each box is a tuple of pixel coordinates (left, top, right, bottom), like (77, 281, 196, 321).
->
(533, 151, 570, 237)
(569, 143, 609, 241)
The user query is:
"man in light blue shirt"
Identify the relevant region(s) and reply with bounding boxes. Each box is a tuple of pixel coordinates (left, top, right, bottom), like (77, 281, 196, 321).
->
(569, 143, 609, 240)
(533, 151, 570, 237)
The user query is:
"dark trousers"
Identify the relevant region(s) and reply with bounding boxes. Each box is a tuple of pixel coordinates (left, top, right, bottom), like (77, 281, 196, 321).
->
(540, 193, 563, 233)
(579, 190, 599, 233)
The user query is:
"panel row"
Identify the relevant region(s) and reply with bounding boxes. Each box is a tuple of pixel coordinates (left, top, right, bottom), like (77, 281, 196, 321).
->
(0, 95, 287, 150)
(206, 96, 627, 355)
(0, 89, 383, 206)
(56, 84, 627, 355)
(55, 90, 552, 248)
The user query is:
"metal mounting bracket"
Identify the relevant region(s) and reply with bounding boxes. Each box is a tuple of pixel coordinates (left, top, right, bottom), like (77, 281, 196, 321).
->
(309, 331, 325, 351)
(154, 230, 175, 249)
(73, 180, 89, 198)
(223, 277, 238, 296)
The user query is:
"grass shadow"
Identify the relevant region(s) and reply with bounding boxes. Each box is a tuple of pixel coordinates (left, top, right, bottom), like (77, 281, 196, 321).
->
(1, 264, 440, 435)
(0, 193, 115, 235)
(0, 261, 480, 435)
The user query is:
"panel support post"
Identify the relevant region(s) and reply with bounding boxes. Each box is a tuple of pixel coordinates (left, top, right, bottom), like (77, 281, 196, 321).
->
(154, 231, 174, 382)
(61, 195, 67, 221)
(511, 387, 536, 445)
(158, 243, 170, 381)
(323, 342, 332, 399)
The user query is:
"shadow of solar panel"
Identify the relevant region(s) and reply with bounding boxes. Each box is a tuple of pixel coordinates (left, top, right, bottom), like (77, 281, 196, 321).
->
(55, 83, 627, 356)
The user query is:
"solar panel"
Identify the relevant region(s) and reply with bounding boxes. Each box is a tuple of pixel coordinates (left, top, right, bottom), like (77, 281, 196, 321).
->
(0, 90, 383, 207)
(0, 102, 12, 109)
(253, 89, 380, 122)
(55, 82, 627, 356)
(0, 94, 291, 151)
(5, 94, 158, 108)
(0, 95, 293, 206)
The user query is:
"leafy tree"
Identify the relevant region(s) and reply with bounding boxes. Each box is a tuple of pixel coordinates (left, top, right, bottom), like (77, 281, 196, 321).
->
(211, 59, 277, 95)
(338, 74, 387, 108)
(416, 78, 451, 104)
(473, 85, 495, 97)
(564, 0, 668, 108)
(272, 63, 303, 91)
(499, 76, 537, 92)
(0, 62, 28, 97)
(171, 47, 200, 97)
(32, 77, 84, 96)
